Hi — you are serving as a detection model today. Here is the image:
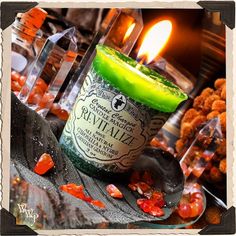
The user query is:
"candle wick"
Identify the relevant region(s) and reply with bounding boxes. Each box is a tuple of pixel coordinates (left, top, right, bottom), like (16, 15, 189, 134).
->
(138, 55, 147, 65)
(136, 55, 147, 70)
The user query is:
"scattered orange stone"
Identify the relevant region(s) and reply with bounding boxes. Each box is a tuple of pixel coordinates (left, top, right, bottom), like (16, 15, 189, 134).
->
(106, 184, 123, 199)
(135, 182, 151, 194)
(38, 92, 54, 108)
(50, 103, 61, 115)
(18, 75, 26, 87)
(28, 93, 43, 105)
(151, 191, 163, 200)
(149, 206, 164, 217)
(11, 71, 21, 81)
(128, 183, 137, 191)
(177, 190, 204, 219)
(34, 153, 54, 175)
(59, 183, 105, 208)
(56, 109, 69, 121)
(36, 78, 48, 92)
(11, 81, 21, 92)
(129, 170, 166, 217)
(91, 200, 106, 209)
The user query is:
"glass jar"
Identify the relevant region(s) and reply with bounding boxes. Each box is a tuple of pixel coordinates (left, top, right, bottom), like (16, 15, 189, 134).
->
(11, 8, 47, 92)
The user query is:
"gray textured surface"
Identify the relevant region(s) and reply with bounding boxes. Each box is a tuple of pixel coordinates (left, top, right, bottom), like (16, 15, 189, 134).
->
(10, 93, 184, 229)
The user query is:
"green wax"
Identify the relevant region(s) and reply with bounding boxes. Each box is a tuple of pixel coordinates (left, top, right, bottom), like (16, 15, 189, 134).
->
(93, 44, 188, 113)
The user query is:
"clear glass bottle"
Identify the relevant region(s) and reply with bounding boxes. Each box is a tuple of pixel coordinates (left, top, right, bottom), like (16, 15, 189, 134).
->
(11, 8, 47, 76)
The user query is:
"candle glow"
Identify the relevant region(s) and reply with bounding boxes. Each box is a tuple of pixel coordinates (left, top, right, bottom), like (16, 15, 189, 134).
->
(137, 20, 172, 64)
(123, 23, 136, 43)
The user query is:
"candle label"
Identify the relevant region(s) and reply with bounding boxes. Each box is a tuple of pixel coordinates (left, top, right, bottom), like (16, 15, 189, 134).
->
(61, 67, 169, 173)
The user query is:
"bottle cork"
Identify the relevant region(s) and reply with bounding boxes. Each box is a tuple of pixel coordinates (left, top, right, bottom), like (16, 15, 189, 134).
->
(20, 7, 48, 30)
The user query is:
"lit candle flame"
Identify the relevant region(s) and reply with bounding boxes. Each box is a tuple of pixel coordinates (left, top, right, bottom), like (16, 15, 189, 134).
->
(137, 20, 172, 64)
(123, 23, 136, 43)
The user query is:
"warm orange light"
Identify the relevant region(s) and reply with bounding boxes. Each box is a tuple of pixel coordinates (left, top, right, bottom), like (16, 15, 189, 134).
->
(123, 23, 136, 43)
(137, 20, 172, 64)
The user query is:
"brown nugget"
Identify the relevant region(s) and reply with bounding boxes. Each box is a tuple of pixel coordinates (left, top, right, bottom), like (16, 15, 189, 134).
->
(219, 158, 226, 174)
(219, 112, 226, 133)
(180, 123, 194, 139)
(214, 78, 226, 90)
(201, 87, 214, 97)
(207, 111, 220, 120)
(181, 108, 199, 124)
(216, 138, 226, 156)
(193, 95, 205, 110)
(191, 115, 207, 130)
(204, 95, 221, 112)
(175, 139, 185, 154)
(220, 84, 226, 100)
(212, 100, 226, 113)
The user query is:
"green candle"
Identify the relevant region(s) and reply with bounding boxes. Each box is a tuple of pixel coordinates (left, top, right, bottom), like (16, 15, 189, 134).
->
(60, 44, 187, 178)
(93, 44, 187, 112)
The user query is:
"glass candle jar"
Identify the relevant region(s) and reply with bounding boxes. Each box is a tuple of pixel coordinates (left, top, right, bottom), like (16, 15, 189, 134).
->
(60, 44, 187, 178)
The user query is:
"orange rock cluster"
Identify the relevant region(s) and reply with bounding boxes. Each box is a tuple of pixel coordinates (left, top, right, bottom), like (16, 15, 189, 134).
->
(176, 78, 226, 182)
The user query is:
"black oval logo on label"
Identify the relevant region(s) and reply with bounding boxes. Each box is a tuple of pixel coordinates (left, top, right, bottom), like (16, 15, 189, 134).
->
(111, 94, 127, 112)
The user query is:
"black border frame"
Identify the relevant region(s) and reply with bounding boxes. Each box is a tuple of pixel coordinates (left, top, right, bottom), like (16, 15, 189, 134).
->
(0, 1, 235, 235)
